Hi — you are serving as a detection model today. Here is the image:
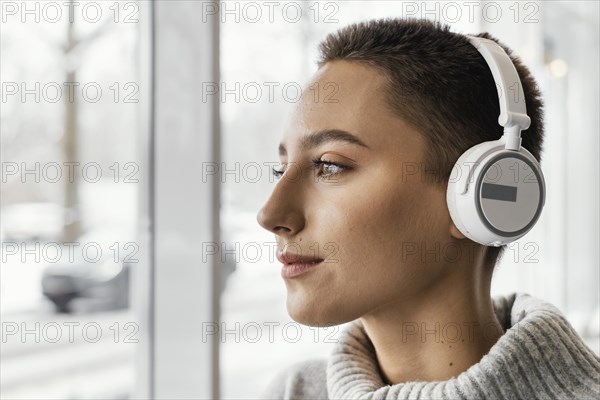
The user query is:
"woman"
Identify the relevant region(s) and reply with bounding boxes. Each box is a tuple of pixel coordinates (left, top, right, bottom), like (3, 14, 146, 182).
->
(256, 18, 600, 399)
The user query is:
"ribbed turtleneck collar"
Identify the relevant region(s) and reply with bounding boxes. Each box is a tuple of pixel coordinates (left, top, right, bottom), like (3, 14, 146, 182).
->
(326, 292, 600, 399)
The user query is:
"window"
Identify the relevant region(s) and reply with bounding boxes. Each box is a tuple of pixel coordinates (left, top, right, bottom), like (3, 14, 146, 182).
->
(1, 1, 139, 398)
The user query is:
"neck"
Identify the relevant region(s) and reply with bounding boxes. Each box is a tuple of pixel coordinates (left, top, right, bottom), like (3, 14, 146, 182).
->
(359, 245, 504, 384)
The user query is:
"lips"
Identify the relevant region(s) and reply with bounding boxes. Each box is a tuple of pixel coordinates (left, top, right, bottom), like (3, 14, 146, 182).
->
(276, 251, 324, 265)
(277, 250, 324, 279)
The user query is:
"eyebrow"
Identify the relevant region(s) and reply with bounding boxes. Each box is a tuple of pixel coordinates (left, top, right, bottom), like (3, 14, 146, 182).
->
(278, 129, 369, 156)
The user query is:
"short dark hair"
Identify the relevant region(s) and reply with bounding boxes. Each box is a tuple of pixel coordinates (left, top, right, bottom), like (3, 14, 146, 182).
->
(317, 18, 544, 266)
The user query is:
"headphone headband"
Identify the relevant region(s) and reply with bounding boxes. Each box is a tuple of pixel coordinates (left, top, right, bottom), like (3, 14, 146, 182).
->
(467, 36, 531, 150)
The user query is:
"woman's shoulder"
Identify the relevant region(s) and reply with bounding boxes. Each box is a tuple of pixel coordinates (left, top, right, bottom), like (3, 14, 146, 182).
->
(261, 358, 329, 399)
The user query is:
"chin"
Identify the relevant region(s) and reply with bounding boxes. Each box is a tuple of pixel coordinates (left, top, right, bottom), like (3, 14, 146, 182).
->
(286, 291, 355, 327)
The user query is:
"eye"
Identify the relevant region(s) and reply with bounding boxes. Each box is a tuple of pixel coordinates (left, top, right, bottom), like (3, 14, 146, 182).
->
(312, 159, 349, 180)
(271, 164, 285, 180)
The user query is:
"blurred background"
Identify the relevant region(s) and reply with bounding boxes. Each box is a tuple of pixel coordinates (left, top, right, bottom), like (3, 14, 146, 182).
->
(0, 1, 598, 399)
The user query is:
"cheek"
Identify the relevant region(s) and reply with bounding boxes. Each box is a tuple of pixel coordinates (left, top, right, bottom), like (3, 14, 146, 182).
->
(322, 175, 446, 294)
(341, 177, 419, 250)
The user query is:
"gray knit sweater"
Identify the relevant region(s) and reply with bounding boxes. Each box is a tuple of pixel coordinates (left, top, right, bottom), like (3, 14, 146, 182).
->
(262, 292, 600, 399)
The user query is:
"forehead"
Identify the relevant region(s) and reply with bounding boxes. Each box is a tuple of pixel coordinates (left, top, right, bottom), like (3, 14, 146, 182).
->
(281, 60, 423, 157)
(289, 61, 389, 134)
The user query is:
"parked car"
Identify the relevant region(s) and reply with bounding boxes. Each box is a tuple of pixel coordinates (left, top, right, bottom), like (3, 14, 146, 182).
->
(41, 228, 237, 313)
(41, 228, 132, 313)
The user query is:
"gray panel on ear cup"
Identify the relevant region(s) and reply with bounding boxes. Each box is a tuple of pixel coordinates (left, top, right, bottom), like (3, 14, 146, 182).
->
(475, 152, 544, 237)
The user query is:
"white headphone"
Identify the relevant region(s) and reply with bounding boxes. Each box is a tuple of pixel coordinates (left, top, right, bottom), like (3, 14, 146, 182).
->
(446, 36, 546, 246)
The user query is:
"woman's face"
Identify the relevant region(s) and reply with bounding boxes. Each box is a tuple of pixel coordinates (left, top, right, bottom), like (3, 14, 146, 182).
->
(257, 61, 459, 326)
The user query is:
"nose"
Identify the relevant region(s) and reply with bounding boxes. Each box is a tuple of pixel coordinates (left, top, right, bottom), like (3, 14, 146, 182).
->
(256, 177, 305, 236)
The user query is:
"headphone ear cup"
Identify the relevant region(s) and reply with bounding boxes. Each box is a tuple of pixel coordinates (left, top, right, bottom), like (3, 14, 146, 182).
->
(447, 141, 546, 246)
(447, 141, 503, 244)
